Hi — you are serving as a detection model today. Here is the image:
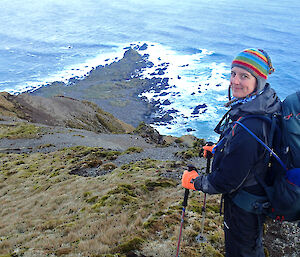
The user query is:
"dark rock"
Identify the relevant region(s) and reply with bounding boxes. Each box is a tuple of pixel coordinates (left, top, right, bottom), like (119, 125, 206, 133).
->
(150, 99, 161, 106)
(138, 43, 148, 51)
(191, 104, 207, 115)
(150, 68, 166, 76)
(166, 109, 178, 114)
(153, 113, 173, 123)
(186, 128, 196, 132)
(161, 77, 169, 84)
(264, 219, 300, 257)
(159, 92, 169, 97)
(162, 99, 171, 105)
(133, 122, 165, 145)
(158, 62, 169, 68)
(146, 61, 154, 68)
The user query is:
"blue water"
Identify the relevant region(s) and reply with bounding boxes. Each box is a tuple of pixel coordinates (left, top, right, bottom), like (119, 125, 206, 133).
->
(1, 0, 300, 140)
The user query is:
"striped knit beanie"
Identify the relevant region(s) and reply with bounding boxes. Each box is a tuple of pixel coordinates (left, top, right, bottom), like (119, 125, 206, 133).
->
(231, 48, 275, 91)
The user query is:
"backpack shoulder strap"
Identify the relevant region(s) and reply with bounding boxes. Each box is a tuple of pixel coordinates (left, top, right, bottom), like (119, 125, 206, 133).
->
(231, 115, 279, 213)
(235, 116, 287, 171)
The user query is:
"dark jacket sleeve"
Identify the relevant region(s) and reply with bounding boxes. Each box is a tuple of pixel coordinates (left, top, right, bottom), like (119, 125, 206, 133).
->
(205, 119, 266, 194)
(194, 174, 220, 194)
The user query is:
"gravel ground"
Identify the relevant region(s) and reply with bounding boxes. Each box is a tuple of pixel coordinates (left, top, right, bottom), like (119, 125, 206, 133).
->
(0, 121, 205, 169)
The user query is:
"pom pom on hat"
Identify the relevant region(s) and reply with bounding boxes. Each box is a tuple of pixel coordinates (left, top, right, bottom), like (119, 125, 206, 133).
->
(232, 48, 275, 91)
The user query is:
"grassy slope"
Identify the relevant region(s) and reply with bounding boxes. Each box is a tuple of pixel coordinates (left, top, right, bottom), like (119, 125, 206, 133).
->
(0, 92, 134, 135)
(0, 123, 224, 257)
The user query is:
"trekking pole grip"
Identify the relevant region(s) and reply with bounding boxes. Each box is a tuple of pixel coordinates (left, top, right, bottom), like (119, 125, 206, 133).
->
(182, 164, 195, 208)
(206, 154, 212, 174)
(205, 141, 214, 174)
(183, 189, 189, 207)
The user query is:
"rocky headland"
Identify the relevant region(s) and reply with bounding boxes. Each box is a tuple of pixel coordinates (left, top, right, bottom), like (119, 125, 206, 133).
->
(0, 46, 299, 257)
(29, 47, 173, 127)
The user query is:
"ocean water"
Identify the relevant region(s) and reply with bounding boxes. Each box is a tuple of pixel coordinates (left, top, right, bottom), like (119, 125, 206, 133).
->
(1, 0, 300, 140)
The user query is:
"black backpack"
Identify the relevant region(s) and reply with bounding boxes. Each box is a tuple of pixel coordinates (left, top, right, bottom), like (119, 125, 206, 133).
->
(232, 91, 300, 222)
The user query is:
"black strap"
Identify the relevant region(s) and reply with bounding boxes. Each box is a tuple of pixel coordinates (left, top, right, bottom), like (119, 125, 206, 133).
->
(214, 109, 232, 134)
(262, 115, 277, 169)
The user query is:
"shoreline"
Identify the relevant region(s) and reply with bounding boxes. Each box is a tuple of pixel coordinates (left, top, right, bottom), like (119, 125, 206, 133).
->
(28, 46, 172, 128)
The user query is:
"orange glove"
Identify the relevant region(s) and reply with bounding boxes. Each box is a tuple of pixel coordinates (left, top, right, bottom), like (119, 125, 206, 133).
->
(181, 170, 199, 190)
(203, 144, 216, 158)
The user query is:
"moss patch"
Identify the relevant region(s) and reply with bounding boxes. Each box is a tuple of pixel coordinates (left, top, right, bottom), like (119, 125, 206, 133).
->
(144, 178, 177, 191)
(114, 236, 144, 254)
(0, 123, 42, 139)
(122, 147, 144, 154)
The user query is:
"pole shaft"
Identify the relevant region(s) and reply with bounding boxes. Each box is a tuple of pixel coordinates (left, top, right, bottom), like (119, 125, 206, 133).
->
(176, 208, 186, 257)
(176, 189, 190, 256)
(198, 154, 212, 241)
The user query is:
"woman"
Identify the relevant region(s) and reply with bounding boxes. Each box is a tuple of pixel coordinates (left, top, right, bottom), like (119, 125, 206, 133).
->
(182, 49, 281, 256)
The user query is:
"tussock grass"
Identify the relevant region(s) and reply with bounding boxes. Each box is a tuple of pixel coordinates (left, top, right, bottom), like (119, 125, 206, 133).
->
(0, 123, 42, 139)
(0, 146, 225, 256)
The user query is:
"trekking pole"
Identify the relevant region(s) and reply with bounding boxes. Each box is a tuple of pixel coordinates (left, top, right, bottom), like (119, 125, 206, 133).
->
(175, 188, 189, 257)
(176, 165, 195, 257)
(196, 145, 213, 243)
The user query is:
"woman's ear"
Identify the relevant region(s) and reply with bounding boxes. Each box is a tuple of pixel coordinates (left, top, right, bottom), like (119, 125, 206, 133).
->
(228, 85, 231, 101)
(254, 78, 258, 93)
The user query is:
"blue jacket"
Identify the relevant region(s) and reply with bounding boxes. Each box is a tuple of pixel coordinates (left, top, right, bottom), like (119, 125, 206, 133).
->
(194, 84, 281, 195)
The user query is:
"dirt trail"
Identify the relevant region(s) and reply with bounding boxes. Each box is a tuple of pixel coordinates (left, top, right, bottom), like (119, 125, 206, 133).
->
(0, 121, 205, 169)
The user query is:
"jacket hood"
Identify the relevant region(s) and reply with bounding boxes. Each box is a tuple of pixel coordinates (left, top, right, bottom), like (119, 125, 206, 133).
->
(229, 84, 281, 119)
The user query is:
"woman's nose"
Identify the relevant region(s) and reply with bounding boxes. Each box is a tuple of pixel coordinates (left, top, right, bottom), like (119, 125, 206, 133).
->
(231, 75, 239, 84)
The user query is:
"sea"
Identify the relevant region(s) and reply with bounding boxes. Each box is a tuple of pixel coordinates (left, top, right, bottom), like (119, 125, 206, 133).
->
(1, 0, 300, 140)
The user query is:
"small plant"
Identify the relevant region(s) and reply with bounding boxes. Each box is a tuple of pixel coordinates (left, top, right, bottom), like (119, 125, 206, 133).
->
(122, 147, 143, 154)
(114, 236, 144, 254)
(101, 162, 117, 171)
(86, 196, 98, 204)
(37, 143, 55, 149)
(144, 178, 177, 191)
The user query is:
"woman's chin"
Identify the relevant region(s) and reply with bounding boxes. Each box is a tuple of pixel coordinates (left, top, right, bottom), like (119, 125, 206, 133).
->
(232, 93, 243, 98)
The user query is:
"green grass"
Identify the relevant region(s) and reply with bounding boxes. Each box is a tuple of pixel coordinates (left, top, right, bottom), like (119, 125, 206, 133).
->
(0, 123, 42, 139)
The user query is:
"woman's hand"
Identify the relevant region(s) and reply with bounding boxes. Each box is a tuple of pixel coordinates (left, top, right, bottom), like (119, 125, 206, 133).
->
(181, 170, 199, 190)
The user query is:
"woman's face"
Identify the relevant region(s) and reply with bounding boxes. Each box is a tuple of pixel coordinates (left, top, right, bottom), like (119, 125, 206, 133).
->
(230, 66, 257, 98)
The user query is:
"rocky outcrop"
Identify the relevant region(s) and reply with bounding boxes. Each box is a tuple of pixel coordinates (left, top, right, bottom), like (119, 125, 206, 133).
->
(133, 121, 165, 145)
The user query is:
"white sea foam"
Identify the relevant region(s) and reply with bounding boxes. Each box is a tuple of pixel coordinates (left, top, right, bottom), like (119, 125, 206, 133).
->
(129, 42, 230, 139)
